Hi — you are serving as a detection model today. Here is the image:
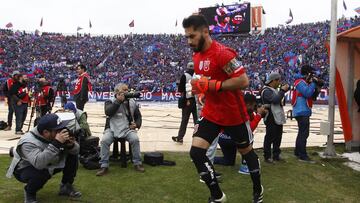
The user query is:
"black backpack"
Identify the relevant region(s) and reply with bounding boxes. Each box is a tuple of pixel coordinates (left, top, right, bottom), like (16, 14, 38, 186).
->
(0, 121, 8, 130)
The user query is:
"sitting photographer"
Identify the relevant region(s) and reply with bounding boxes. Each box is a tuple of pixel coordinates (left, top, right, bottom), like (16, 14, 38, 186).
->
(292, 65, 323, 163)
(261, 72, 289, 163)
(6, 114, 81, 203)
(96, 83, 144, 176)
(64, 102, 91, 137)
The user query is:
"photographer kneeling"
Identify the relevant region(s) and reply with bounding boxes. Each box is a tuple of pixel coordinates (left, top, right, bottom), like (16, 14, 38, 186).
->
(96, 83, 144, 176)
(6, 114, 81, 203)
(292, 65, 323, 163)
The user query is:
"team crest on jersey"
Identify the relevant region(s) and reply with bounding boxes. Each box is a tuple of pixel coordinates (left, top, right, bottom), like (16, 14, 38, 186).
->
(199, 60, 210, 71)
(199, 61, 204, 70)
(203, 60, 210, 71)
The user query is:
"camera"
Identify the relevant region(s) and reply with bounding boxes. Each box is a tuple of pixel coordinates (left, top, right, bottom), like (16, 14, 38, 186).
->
(124, 91, 141, 99)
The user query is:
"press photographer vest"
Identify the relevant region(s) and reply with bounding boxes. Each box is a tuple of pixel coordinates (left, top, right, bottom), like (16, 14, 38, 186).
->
(73, 72, 92, 95)
(261, 86, 286, 125)
(37, 85, 51, 106)
(6, 130, 67, 178)
(18, 86, 30, 104)
(109, 99, 137, 138)
(292, 78, 313, 108)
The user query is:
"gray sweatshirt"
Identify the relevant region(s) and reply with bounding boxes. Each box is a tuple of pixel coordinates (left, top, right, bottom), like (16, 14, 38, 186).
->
(6, 127, 79, 177)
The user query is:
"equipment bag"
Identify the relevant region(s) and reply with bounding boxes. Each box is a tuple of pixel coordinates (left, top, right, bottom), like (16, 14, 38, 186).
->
(144, 152, 176, 166)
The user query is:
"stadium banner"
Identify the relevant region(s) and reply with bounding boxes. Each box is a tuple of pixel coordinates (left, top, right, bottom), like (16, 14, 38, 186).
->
(199, 2, 251, 34)
(251, 6, 262, 29)
(47, 89, 330, 104)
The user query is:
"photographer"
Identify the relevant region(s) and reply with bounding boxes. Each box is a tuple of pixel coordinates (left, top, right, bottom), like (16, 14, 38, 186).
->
(96, 83, 144, 176)
(73, 64, 92, 111)
(64, 102, 91, 137)
(9, 74, 28, 135)
(261, 72, 288, 163)
(6, 114, 81, 203)
(2, 71, 21, 131)
(36, 78, 55, 117)
(172, 62, 198, 144)
(292, 65, 320, 163)
(57, 75, 68, 108)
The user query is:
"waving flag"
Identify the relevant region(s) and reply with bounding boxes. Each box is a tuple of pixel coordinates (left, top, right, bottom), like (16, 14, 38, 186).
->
(285, 9, 293, 24)
(343, 0, 347, 10)
(89, 20, 92, 28)
(355, 7, 360, 14)
(77, 26, 83, 31)
(5, 22, 13, 28)
(40, 17, 43, 27)
(129, 20, 134, 28)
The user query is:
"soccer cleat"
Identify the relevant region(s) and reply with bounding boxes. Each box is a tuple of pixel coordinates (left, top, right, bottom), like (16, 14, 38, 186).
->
(238, 164, 250, 175)
(253, 185, 264, 203)
(208, 192, 227, 203)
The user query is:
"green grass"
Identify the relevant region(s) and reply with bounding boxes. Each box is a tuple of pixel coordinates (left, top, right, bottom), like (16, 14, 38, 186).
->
(0, 148, 359, 203)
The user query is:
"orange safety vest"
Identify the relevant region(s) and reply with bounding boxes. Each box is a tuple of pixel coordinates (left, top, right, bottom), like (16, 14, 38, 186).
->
(73, 72, 92, 95)
(18, 86, 30, 104)
(37, 85, 51, 106)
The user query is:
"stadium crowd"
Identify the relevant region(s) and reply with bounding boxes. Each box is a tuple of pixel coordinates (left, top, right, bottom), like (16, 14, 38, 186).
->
(0, 16, 360, 93)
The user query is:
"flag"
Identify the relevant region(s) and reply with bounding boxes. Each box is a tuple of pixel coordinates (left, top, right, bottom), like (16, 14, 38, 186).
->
(89, 20, 92, 28)
(175, 19, 178, 27)
(262, 8, 266, 15)
(77, 26, 83, 31)
(129, 20, 134, 28)
(5, 22, 13, 28)
(285, 9, 293, 24)
(355, 7, 360, 14)
(40, 17, 43, 27)
(343, 0, 347, 10)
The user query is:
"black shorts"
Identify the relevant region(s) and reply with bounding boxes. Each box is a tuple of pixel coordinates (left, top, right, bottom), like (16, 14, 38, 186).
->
(193, 117, 253, 149)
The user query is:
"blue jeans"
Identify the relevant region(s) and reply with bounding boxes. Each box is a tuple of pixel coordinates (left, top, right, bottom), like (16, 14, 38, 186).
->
(99, 129, 142, 168)
(7, 99, 14, 127)
(295, 116, 310, 159)
(14, 103, 28, 132)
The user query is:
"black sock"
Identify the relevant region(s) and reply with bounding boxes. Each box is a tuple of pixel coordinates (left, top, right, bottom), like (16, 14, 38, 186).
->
(241, 155, 247, 165)
(243, 149, 261, 193)
(190, 146, 223, 199)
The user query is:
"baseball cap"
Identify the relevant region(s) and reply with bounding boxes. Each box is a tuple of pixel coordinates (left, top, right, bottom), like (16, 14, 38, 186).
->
(187, 62, 194, 69)
(37, 114, 70, 132)
(265, 72, 281, 85)
(11, 71, 21, 77)
(64, 102, 77, 113)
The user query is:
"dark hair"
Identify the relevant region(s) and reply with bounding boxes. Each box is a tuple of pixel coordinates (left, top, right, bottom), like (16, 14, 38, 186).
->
(244, 93, 256, 104)
(182, 15, 209, 30)
(301, 65, 313, 76)
(77, 64, 87, 72)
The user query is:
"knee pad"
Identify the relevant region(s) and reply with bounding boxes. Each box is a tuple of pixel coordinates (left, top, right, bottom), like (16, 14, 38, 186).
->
(243, 149, 260, 173)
